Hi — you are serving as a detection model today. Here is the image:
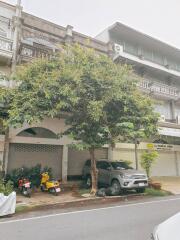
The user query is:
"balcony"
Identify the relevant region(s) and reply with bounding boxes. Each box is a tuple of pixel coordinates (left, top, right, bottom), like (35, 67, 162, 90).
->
(138, 79, 179, 100)
(0, 36, 13, 62)
(20, 45, 53, 62)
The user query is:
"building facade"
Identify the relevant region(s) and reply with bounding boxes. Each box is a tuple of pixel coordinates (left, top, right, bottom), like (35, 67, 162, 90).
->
(0, 1, 180, 180)
(96, 23, 180, 176)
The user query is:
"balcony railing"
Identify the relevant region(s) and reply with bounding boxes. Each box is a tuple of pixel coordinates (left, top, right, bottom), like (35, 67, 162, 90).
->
(138, 80, 179, 99)
(20, 45, 54, 61)
(0, 72, 9, 87)
(0, 36, 13, 53)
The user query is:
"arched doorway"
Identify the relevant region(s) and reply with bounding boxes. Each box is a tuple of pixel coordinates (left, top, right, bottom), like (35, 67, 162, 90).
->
(8, 127, 62, 178)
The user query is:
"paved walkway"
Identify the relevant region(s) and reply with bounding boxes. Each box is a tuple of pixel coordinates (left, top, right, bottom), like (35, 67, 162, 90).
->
(17, 190, 82, 207)
(152, 177, 180, 194)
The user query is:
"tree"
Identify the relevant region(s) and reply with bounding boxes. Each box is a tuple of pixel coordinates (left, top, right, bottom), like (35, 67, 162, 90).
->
(140, 150, 158, 177)
(104, 90, 159, 169)
(0, 85, 10, 175)
(7, 44, 158, 194)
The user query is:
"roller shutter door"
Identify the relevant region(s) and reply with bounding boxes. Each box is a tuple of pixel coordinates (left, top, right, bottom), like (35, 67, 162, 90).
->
(8, 143, 63, 178)
(151, 152, 176, 176)
(68, 148, 108, 176)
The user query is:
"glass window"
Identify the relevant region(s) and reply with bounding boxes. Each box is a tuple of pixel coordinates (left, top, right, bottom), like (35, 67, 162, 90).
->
(124, 42, 138, 56)
(97, 161, 111, 170)
(153, 52, 164, 65)
(85, 160, 91, 167)
(142, 48, 153, 61)
(110, 161, 132, 170)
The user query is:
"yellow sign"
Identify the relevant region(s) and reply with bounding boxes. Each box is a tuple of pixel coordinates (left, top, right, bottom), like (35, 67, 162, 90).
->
(147, 143, 173, 151)
(147, 143, 154, 150)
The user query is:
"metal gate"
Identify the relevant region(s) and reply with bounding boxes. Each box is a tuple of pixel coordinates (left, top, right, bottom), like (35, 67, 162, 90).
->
(8, 143, 63, 178)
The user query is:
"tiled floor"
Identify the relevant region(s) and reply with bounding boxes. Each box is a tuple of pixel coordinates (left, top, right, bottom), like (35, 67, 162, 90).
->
(152, 177, 180, 194)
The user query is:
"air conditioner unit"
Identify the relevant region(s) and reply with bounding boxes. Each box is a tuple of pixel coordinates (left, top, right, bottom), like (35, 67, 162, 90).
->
(176, 115, 180, 124)
(114, 43, 123, 54)
(159, 115, 166, 122)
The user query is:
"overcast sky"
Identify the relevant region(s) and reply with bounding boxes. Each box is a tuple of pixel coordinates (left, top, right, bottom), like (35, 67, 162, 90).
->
(4, 0, 180, 48)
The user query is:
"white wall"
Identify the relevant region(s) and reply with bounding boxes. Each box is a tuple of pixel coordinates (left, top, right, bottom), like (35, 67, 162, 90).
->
(154, 101, 171, 119)
(111, 143, 180, 177)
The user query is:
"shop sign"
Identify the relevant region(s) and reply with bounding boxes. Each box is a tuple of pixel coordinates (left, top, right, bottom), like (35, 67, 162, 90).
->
(147, 143, 174, 151)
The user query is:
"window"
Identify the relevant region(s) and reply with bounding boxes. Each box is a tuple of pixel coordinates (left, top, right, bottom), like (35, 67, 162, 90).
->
(111, 161, 132, 170)
(124, 42, 138, 56)
(85, 159, 91, 167)
(97, 161, 111, 170)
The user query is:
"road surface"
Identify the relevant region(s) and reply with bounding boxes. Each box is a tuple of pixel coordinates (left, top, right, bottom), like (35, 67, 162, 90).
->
(1, 196, 180, 240)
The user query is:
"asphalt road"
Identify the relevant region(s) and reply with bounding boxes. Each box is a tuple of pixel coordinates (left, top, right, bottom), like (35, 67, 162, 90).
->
(1, 196, 180, 240)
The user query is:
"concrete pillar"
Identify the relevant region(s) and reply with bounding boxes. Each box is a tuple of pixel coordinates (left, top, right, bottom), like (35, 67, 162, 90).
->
(11, 0, 23, 78)
(65, 25, 73, 44)
(170, 100, 176, 121)
(108, 146, 114, 161)
(62, 145, 68, 183)
(174, 151, 179, 176)
(107, 41, 114, 58)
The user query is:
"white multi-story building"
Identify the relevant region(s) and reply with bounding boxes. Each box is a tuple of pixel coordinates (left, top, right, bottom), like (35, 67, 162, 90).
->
(96, 22, 180, 176)
(0, 1, 180, 179)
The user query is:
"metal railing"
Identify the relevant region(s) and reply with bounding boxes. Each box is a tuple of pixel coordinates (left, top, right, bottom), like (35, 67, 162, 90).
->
(138, 80, 179, 98)
(0, 36, 13, 52)
(21, 45, 53, 60)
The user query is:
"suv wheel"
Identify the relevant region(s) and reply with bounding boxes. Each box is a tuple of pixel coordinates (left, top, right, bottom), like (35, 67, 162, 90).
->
(111, 180, 121, 195)
(86, 175, 92, 188)
(136, 188, 145, 194)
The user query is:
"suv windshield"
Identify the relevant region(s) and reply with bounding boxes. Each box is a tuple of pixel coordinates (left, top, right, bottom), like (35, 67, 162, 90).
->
(110, 162, 132, 170)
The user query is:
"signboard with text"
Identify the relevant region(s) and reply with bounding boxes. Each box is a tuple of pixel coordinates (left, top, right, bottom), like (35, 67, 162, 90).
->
(147, 143, 174, 151)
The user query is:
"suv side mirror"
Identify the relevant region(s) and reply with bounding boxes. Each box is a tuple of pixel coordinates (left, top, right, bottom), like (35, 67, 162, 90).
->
(106, 166, 111, 171)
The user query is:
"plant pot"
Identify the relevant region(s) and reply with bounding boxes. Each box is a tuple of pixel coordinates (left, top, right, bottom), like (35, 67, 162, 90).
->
(151, 182, 162, 190)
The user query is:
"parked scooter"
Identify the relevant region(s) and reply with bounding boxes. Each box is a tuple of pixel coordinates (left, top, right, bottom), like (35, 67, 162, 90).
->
(40, 172, 61, 196)
(18, 178, 32, 198)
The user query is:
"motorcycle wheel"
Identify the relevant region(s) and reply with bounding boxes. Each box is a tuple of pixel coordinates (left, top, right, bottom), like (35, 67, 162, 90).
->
(26, 188, 32, 198)
(40, 185, 46, 192)
(49, 187, 58, 196)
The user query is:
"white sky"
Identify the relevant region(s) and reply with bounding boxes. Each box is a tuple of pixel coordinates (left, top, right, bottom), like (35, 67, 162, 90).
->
(4, 0, 180, 49)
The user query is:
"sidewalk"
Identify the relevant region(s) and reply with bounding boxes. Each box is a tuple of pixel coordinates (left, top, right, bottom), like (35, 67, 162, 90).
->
(16, 190, 82, 208)
(15, 188, 148, 215)
(152, 177, 180, 194)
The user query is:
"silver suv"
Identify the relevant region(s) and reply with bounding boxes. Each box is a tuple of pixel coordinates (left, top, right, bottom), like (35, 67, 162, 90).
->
(82, 159, 148, 194)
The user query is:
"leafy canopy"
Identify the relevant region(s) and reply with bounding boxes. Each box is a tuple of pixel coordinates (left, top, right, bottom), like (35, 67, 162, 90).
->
(140, 150, 158, 177)
(7, 44, 158, 149)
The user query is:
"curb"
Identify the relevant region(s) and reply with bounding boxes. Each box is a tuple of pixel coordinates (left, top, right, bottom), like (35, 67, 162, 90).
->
(15, 193, 146, 215)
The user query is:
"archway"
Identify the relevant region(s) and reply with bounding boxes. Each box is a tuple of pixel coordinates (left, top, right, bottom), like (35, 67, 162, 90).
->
(8, 127, 62, 178)
(17, 127, 58, 139)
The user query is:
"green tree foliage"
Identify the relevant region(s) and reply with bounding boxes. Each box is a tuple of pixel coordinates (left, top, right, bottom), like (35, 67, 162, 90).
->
(0, 178, 13, 195)
(140, 150, 158, 177)
(6, 44, 159, 194)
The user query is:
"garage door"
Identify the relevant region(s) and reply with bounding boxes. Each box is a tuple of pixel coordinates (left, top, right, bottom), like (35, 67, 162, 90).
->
(68, 148, 108, 177)
(8, 143, 63, 178)
(151, 152, 176, 176)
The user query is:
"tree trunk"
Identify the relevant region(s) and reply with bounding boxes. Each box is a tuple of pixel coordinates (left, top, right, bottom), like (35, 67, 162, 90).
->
(2, 127, 10, 177)
(89, 148, 98, 195)
(135, 138, 138, 170)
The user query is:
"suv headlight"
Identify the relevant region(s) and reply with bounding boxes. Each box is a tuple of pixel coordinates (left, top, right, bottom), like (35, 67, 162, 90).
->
(120, 173, 131, 179)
